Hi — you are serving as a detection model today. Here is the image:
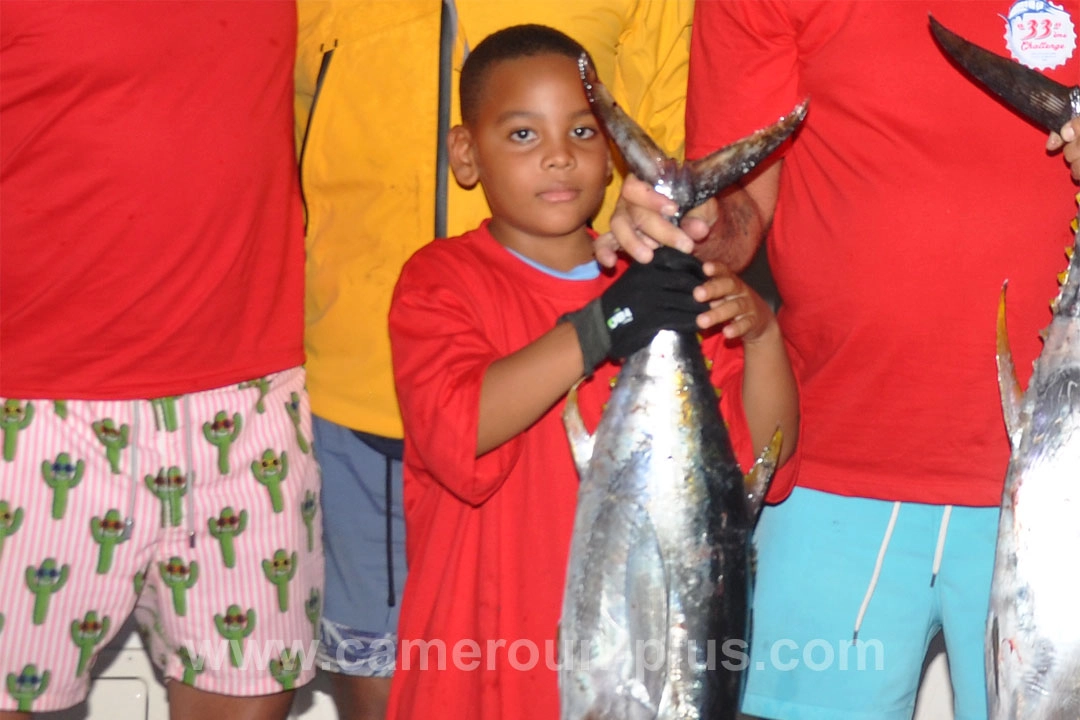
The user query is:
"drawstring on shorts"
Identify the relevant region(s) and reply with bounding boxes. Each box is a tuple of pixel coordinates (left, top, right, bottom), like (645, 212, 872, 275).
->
(385, 454, 396, 608)
(930, 505, 952, 588)
(853, 501, 900, 643)
(183, 394, 197, 549)
(851, 501, 955, 643)
(123, 400, 141, 540)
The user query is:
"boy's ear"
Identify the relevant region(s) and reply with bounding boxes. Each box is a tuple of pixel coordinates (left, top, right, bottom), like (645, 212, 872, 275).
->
(448, 125, 479, 189)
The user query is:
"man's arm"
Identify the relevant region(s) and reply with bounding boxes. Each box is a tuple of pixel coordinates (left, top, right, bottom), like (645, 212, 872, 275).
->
(692, 162, 782, 272)
(600, 161, 782, 273)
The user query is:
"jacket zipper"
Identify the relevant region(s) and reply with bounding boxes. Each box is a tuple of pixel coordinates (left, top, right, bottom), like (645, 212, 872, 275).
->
(299, 41, 336, 233)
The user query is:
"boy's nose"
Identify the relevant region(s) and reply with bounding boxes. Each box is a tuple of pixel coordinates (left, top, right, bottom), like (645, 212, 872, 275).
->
(543, 140, 576, 169)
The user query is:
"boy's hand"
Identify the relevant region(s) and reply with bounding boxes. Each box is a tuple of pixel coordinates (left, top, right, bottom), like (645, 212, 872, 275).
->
(1046, 118, 1080, 182)
(565, 247, 709, 371)
(694, 260, 777, 343)
(595, 175, 714, 267)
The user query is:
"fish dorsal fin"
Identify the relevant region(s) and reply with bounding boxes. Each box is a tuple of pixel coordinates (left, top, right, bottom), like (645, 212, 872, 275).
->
(996, 283, 1024, 448)
(563, 381, 595, 475)
(744, 428, 783, 521)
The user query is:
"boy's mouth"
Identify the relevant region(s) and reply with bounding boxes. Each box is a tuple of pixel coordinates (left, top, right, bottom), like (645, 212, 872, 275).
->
(538, 187, 580, 203)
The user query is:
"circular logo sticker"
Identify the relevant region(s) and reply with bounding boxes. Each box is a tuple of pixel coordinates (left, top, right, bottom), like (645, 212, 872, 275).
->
(1003, 0, 1077, 69)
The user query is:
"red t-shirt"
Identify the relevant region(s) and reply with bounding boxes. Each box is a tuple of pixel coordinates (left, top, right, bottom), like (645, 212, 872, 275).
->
(0, 1, 305, 399)
(687, 0, 1079, 506)
(386, 221, 773, 719)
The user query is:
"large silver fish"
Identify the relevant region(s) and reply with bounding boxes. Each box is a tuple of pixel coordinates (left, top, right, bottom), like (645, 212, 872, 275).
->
(558, 57, 806, 720)
(930, 17, 1080, 720)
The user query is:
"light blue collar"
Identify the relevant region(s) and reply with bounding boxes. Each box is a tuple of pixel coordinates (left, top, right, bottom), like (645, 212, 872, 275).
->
(505, 247, 600, 280)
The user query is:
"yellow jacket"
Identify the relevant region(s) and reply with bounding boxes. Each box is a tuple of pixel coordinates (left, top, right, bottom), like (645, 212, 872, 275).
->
(296, 0, 693, 438)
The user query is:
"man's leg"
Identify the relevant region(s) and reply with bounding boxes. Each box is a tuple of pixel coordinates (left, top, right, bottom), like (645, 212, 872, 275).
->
(135, 369, 323, 713)
(937, 504, 996, 720)
(328, 675, 391, 720)
(168, 683, 294, 720)
(0, 397, 157, 715)
(741, 488, 941, 720)
(311, 416, 405, 720)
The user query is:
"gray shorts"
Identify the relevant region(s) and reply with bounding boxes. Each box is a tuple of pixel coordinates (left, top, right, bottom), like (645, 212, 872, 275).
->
(311, 415, 406, 677)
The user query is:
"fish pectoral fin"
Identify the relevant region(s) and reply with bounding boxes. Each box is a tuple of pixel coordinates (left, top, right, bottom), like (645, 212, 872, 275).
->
(623, 505, 669, 715)
(744, 427, 783, 522)
(684, 99, 809, 209)
(563, 381, 595, 475)
(996, 283, 1024, 448)
(578, 52, 671, 189)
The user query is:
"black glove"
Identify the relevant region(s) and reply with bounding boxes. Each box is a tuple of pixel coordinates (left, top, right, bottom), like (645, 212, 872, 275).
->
(564, 247, 709, 373)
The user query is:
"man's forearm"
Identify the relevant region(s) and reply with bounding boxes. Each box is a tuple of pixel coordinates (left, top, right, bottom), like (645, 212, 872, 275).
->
(693, 162, 781, 272)
(694, 189, 767, 272)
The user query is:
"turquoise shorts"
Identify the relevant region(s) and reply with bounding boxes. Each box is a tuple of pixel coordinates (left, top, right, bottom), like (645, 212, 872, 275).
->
(742, 487, 997, 720)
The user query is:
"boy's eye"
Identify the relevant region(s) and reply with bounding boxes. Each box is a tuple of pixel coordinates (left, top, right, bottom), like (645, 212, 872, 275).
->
(510, 128, 536, 142)
(573, 126, 598, 139)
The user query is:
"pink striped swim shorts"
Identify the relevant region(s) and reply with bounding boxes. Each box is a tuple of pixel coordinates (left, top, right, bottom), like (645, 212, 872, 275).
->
(0, 367, 324, 713)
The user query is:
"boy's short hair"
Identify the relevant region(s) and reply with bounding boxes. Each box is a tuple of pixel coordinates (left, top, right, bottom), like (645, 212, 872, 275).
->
(460, 24, 589, 125)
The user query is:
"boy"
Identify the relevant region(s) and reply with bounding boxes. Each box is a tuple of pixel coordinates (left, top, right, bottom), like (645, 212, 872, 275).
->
(385, 25, 799, 720)
(294, 4, 691, 713)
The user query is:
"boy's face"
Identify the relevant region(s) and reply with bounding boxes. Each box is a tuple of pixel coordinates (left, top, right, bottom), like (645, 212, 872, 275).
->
(458, 53, 611, 247)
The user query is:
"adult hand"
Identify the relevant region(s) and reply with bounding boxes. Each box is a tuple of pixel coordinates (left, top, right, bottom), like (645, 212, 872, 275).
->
(1046, 117, 1080, 182)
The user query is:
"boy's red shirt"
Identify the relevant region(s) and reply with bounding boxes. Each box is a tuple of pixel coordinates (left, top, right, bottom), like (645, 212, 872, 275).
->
(386, 221, 794, 719)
